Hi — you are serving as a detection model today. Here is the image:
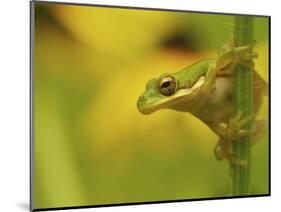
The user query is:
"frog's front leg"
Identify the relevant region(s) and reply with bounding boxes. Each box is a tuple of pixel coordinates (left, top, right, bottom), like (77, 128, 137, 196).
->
(201, 43, 257, 95)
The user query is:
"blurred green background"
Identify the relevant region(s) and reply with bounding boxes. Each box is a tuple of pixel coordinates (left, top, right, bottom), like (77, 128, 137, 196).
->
(34, 2, 269, 209)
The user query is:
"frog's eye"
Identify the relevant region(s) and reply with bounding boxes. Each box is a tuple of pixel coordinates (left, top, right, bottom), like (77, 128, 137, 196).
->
(158, 76, 177, 96)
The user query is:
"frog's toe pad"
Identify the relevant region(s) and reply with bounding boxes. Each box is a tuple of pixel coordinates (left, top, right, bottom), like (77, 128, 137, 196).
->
(214, 144, 226, 160)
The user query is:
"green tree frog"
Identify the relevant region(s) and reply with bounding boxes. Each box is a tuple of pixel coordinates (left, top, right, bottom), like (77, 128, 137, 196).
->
(137, 43, 267, 166)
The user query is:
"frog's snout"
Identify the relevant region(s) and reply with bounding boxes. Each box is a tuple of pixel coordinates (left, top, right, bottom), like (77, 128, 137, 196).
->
(137, 95, 146, 109)
(138, 95, 146, 102)
(137, 95, 151, 115)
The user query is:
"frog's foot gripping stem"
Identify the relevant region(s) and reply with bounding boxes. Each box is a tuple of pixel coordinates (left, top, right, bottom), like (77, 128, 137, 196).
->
(223, 111, 253, 141)
(232, 44, 258, 69)
(216, 42, 258, 72)
(214, 112, 254, 167)
(215, 139, 248, 167)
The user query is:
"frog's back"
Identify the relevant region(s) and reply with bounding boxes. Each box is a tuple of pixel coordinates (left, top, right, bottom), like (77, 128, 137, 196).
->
(178, 59, 214, 76)
(174, 59, 215, 86)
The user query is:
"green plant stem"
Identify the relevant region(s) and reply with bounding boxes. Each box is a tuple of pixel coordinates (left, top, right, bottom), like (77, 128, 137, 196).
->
(232, 16, 254, 195)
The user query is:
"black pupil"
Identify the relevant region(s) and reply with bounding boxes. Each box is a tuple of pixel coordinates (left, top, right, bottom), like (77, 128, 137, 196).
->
(161, 81, 171, 88)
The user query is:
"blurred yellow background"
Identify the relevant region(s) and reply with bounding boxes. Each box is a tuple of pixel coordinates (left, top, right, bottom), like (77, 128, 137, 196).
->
(34, 2, 269, 209)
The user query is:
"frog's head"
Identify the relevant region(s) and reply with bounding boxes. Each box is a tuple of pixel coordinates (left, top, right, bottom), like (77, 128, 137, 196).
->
(137, 73, 205, 114)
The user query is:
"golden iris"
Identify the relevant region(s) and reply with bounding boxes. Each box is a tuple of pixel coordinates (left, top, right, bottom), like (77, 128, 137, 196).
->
(158, 76, 177, 96)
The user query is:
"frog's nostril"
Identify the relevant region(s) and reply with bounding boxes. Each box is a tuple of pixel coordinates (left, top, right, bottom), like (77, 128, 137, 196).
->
(139, 95, 146, 101)
(137, 96, 147, 108)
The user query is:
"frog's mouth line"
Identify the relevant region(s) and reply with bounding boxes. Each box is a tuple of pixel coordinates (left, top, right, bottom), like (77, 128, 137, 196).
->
(138, 76, 205, 114)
